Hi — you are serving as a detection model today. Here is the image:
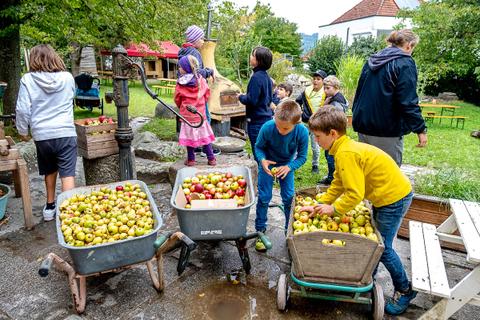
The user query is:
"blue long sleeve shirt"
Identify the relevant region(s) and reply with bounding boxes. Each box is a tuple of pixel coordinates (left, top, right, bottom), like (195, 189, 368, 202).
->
(255, 120, 309, 171)
(239, 67, 273, 124)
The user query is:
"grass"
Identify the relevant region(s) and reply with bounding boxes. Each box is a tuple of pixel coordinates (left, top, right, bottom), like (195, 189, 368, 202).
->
(141, 117, 177, 141)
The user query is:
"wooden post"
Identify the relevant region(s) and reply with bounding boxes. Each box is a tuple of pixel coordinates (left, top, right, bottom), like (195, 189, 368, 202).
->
(17, 159, 33, 229)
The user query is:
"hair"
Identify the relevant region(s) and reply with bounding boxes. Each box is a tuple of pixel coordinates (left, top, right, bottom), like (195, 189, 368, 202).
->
(278, 82, 293, 96)
(309, 106, 347, 135)
(387, 29, 419, 49)
(275, 100, 302, 124)
(187, 55, 199, 74)
(323, 76, 340, 89)
(29, 44, 66, 72)
(252, 46, 273, 70)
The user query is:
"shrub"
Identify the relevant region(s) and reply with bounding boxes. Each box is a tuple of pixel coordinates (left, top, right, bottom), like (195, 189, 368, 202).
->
(347, 35, 385, 59)
(306, 35, 345, 76)
(334, 54, 364, 104)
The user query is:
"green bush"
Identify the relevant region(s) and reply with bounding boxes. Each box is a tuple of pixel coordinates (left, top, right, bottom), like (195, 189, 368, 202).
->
(307, 35, 345, 76)
(334, 54, 364, 104)
(347, 36, 385, 59)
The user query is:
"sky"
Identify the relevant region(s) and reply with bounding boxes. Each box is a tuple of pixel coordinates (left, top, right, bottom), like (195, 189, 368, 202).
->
(222, 0, 362, 34)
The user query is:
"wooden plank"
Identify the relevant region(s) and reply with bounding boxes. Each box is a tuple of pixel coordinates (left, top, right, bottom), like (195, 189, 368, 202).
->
(422, 223, 450, 298)
(17, 159, 33, 230)
(0, 160, 17, 171)
(450, 199, 480, 263)
(0, 148, 20, 160)
(463, 201, 480, 237)
(409, 221, 431, 294)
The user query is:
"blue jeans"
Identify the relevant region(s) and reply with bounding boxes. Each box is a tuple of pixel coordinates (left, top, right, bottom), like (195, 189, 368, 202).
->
(373, 192, 413, 292)
(325, 150, 335, 180)
(247, 122, 264, 163)
(255, 165, 294, 232)
(205, 102, 211, 123)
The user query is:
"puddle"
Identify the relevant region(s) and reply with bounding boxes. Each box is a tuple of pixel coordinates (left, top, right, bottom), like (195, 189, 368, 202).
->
(187, 280, 274, 320)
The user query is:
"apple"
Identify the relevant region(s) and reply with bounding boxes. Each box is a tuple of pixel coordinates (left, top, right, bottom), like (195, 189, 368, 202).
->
(183, 188, 191, 195)
(227, 190, 235, 198)
(190, 185, 196, 192)
(237, 179, 247, 188)
(194, 183, 204, 193)
(235, 188, 245, 197)
(217, 182, 224, 189)
(191, 177, 200, 184)
(214, 192, 223, 199)
(116, 185, 124, 191)
(107, 118, 114, 124)
(185, 195, 192, 203)
(99, 115, 107, 123)
(208, 187, 216, 195)
(225, 172, 233, 179)
(221, 177, 227, 183)
(230, 182, 239, 191)
(205, 193, 213, 199)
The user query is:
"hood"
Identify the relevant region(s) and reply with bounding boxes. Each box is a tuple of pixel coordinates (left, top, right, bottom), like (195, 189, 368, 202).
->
(30, 72, 68, 93)
(368, 47, 411, 71)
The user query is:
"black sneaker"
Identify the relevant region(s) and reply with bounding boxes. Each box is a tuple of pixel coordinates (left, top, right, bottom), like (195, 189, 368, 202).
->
(312, 165, 319, 173)
(318, 176, 333, 185)
(194, 147, 202, 154)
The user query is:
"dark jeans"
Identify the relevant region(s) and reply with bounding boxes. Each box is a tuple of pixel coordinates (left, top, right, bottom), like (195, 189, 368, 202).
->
(325, 150, 335, 180)
(255, 165, 294, 231)
(373, 191, 413, 292)
(247, 122, 265, 163)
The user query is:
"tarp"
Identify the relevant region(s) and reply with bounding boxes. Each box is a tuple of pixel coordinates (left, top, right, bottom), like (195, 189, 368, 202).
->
(101, 41, 179, 58)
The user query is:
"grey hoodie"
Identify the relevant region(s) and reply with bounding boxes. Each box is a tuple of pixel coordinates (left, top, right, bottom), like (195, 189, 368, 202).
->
(16, 71, 76, 141)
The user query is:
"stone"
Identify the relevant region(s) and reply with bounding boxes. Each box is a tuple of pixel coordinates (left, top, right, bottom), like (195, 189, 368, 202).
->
(133, 131, 185, 162)
(129, 116, 151, 134)
(82, 149, 137, 186)
(437, 92, 458, 101)
(168, 153, 258, 191)
(135, 158, 172, 184)
(155, 102, 178, 119)
(212, 136, 246, 153)
(14, 140, 37, 173)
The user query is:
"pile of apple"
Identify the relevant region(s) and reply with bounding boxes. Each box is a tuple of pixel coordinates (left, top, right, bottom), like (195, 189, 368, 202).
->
(181, 172, 247, 209)
(292, 193, 379, 244)
(84, 115, 115, 126)
(58, 182, 155, 247)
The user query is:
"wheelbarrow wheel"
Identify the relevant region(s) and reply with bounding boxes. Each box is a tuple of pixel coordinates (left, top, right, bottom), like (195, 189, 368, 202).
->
(277, 273, 288, 311)
(371, 281, 384, 320)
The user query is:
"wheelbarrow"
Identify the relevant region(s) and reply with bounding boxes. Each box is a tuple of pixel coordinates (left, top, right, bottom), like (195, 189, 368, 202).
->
(171, 166, 272, 274)
(38, 180, 197, 314)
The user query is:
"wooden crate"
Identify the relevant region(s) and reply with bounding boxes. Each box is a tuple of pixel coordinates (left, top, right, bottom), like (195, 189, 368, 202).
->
(398, 194, 465, 252)
(75, 119, 118, 159)
(287, 187, 384, 286)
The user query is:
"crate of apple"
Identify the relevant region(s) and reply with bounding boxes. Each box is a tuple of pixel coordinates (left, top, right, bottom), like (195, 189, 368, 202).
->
(181, 171, 247, 208)
(84, 115, 115, 127)
(58, 182, 155, 247)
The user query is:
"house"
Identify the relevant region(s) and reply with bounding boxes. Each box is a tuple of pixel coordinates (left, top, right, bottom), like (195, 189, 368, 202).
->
(317, 0, 421, 46)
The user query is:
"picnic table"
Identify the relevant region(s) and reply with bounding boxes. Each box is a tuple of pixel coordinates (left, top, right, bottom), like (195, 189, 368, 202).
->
(420, 104, 466, 128)
(419, 104, 461, 116)
(409, 199, 480, 319)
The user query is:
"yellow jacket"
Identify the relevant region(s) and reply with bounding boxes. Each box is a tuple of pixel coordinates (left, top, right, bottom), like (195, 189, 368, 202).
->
(319, 135, 412, 213)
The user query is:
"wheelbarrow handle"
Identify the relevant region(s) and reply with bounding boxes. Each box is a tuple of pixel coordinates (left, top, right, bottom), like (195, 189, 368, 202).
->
(130, 61, 204, 128)
(258, 232, 273, 250)
(39, 256, 54, 277)
(153, 235, 168, 250)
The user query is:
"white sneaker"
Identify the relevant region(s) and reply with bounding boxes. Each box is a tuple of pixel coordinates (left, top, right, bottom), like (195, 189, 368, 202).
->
(43, 206, 55, 221)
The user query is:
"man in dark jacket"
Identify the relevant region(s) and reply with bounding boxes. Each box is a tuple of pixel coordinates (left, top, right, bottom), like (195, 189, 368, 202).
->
(352, 29, 427, 167)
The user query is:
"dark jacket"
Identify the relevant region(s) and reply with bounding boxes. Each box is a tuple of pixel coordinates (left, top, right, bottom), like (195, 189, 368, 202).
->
(239, 67, 273, 124)
(352, 47, 426, 137)
(178, 44, 214, 79)
(295, 90, 314, 123)
(325, 92, 348, 113)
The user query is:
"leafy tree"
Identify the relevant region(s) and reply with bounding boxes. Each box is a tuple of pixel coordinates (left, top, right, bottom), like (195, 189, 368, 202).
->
(347, 35, 385, 59)
(307, 35, 344, 76)
(269, 52, 293, 84)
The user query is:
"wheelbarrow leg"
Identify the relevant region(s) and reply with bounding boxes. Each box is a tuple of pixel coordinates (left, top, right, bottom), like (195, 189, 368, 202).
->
(39, 253, 87, 314)
(236, 238, 251, 274)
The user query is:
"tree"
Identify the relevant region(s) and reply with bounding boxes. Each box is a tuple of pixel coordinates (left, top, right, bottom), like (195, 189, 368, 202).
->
(307, 35, 344, 76)
(347, 35, 385, 60)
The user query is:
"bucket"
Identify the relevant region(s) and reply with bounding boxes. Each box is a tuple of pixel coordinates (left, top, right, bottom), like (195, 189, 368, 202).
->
(0, 183, 11, 220)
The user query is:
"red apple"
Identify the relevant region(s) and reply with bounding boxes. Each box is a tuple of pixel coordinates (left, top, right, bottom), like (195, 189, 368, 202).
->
(238, 179, 247, 188)
(209, 187, 216, 195)
(185, 195, 192, 203)
(190, 185, 196, 192)
(227, 190, 235, 198)
(205, 193, 213, 199)
(235, 188, 245, 197)
(194, 183, 204, 193)
(221, 177, 227, 183)
(225, 172, 233, 179)
(107, 118, 114, 124)
(214, 192, 223, 199)
(99, 115, 107, 123)
(116, 185, 124, 191)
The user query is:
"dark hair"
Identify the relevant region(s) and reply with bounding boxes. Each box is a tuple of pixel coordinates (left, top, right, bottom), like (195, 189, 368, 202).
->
(252, 46, 273, 70)
(275, 100, 302, 124)
(309, 106, 347, 135)
(29, 44, 66, 72)
(387, 29, 419, 49)
(278, 83, 293, 96)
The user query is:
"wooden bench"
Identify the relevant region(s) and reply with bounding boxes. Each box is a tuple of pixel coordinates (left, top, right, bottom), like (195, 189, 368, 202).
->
(152, 85, 174, 96)
(424, 115, 467, 129)
(409, 199, 480, 319)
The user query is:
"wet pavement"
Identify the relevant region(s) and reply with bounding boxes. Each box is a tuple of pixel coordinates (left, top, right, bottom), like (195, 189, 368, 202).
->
(0, 165, 479, 319)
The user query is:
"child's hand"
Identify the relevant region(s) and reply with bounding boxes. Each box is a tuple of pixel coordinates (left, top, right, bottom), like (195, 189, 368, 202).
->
(261, 159, 276, 176)
(19, 135, 31, 142)
(309, 204, 334, 217)
(275, 165, 291, 179)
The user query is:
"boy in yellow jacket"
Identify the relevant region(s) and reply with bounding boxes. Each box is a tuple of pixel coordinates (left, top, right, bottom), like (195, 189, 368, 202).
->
(308, 106, 416, 316)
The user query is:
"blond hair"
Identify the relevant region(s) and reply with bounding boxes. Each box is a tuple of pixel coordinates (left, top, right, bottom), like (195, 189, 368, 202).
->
(275, 100, 302, 124)
(187, 55, 199, 74)
(29, 44, 66, 72)
(309, 106, 347, 135)
(387, 29, 419, 49)
(323, 75, 340, 89)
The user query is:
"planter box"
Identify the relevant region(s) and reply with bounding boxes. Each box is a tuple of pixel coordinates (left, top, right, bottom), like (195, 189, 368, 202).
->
(74, 119, 118, 159)
(399, 194, 465, 252)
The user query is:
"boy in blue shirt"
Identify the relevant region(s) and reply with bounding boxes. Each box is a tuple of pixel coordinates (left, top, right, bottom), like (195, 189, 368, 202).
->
(254, 100, 309, 251)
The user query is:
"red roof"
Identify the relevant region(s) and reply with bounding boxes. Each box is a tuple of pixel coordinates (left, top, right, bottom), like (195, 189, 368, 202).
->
(331, 0, 400, 25)
(101, 41, 179, 58)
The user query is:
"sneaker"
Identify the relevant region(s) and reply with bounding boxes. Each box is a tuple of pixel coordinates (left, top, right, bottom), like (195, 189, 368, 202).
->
(312, 165, 319, 173)
(318, 176, 333, 185)
(43, 206, 55, 221)
(385, 285, 417, 315)
(255, 237, 267, 252)
(194, 147, 202, 154)
(208, 159, 216, 166)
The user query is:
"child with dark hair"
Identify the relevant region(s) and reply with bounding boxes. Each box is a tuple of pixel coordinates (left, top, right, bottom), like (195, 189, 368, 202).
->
(175, 55, 216, 166)
(238, 46, 274, 162)
(277, 83, 293, 102)
(16, 44, 77, 221)
(254, 100, 309, 251)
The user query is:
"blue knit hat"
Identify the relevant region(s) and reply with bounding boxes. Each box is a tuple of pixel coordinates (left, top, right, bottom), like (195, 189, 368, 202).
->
(185, 25, 205, 43)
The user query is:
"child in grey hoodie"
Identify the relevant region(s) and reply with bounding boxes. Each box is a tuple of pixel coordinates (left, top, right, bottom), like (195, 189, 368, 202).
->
(16, 44, 77, 221)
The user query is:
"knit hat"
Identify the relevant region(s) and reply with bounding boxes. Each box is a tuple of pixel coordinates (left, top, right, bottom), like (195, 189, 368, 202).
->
(185, 25, 205, 44)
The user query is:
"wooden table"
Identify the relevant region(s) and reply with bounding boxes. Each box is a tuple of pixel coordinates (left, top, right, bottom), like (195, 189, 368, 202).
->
(420, 104, 461, 116)
(409, 199, 480, 319)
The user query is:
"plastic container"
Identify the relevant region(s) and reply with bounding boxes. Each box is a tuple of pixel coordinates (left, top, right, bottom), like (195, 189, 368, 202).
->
(56, 180, 163, 275)
(0, 183, 11, 220)
(171, 166, 255, 241)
